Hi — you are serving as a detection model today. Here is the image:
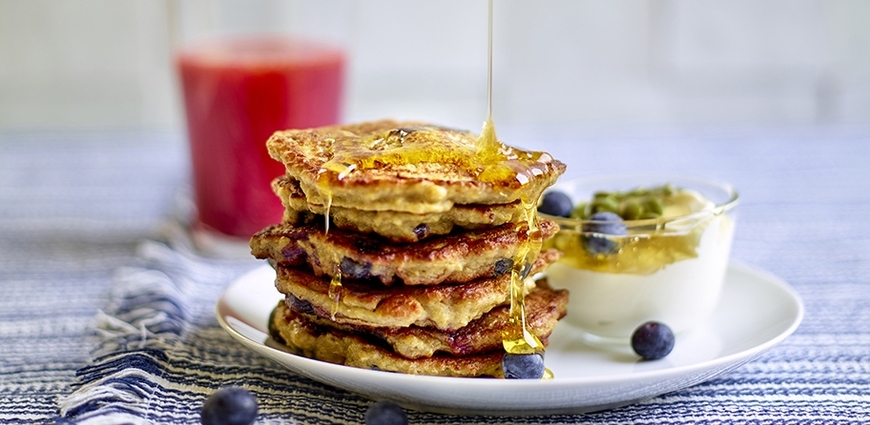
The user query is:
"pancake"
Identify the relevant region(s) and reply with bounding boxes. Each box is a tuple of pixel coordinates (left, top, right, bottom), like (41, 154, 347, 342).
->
(272, 176, 528, 242)
(266, 120, 567, 214)
(269, 305, 506, 377)
(250, 217, 559, 286)
(273, 249, 561, 331)
(256, 119, 569, 378)
(282, 279, 568, 359)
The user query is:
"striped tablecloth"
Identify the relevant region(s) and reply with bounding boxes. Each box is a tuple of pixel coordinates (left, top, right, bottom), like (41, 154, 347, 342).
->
(1, 126, 868, 424)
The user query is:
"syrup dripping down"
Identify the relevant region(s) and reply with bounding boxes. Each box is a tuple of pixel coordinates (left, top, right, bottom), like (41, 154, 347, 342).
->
(328, 267, 342, 320)
(501, 198, 545, 355)
(478, 1, 549, 372)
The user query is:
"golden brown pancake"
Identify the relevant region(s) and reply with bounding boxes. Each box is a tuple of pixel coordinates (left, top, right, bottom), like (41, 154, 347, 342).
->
(282, 279, 568, 359)
(256, 119, 569, 378)
(266, 120, 566, 214)
(250, 217, 558, 286)
(269, 305, 506, 377)
(272, 176, 529, 242)
(273, 249, 561, 331)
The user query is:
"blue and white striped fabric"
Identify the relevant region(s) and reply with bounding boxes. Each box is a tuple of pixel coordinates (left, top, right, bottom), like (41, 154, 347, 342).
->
(1, 127, 868, 424)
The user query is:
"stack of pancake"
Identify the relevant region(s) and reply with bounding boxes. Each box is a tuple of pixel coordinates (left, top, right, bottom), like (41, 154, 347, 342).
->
(250, 120, 568, 377)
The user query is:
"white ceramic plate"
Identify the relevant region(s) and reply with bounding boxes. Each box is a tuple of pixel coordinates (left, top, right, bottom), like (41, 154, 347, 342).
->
(216, 262, 803, 416)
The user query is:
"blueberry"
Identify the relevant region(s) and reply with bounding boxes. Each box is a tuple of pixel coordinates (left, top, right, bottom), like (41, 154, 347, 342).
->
(581, 211, 628, 256)
(340, 257, 375, 281)
(493, 258, 514, 276)
(580, 234, 619, 256)
(502, 352, 545, 379)
(413, 223, 430, 240)
(280, 246, 307, 265)
(201, 387, 258, 425)
(538, 191, 573, 217)
(631, 321, 675, 360)
(582, 211, 628, 235)
(365, 400, 408, 425)
(289, 294, 317, 316)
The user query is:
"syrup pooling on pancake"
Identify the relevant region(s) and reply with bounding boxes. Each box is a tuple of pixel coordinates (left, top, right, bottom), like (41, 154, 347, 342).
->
(311, 125, 560, 209)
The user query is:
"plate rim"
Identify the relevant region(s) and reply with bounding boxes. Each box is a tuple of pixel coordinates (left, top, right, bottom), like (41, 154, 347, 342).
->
(216, 261, 803, 415)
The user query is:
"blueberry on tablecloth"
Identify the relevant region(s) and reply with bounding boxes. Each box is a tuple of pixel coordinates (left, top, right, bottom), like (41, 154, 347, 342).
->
(365, 400, 408, 425)
(201, 386, 258, 425)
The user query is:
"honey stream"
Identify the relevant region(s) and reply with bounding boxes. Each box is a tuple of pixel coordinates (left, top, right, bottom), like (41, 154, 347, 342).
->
(310, 0, 552, 377)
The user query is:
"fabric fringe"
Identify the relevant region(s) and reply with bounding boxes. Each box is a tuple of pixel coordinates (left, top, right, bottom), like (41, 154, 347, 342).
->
(57, 219, 256, 424)
(58, 251, 192, 424)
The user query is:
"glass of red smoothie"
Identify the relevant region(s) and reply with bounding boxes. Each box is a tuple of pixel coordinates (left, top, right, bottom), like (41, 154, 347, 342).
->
(176, 36, 344, 251)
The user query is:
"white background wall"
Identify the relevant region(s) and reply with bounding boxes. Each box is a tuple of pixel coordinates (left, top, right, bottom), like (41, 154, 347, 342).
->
(1, 0, 868, 133)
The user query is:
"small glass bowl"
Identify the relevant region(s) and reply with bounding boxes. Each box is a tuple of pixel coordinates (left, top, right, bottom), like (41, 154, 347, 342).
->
(540, 175, 739, 342)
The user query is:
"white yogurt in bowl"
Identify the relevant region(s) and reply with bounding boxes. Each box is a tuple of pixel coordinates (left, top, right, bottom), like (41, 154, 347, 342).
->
(540, 176, 739, 342)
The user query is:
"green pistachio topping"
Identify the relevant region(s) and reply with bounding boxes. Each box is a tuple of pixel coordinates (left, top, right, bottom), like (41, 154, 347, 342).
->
(570, 184, 682, 221)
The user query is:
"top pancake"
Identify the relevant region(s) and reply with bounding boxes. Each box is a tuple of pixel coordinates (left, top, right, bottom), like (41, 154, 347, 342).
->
(266, 120, 567, 214)
(272, 176, 529, 242)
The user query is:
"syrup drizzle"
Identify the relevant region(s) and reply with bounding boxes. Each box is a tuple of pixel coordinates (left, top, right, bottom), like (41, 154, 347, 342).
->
(310, 0, 553, 376)
(477, 0, 546, 361)
(501, 198, 545, 355)
(317, 139, 341, 315)
(328, 268, 342, 320)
